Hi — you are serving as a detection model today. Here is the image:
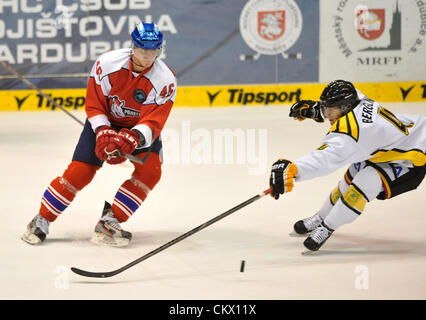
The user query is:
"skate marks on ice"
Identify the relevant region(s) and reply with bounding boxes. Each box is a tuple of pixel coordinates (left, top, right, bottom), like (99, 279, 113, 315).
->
(298, 232, 426, 260)
(69, 227, 426, 284)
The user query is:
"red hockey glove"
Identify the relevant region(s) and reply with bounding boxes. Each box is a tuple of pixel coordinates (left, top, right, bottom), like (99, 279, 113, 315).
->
(269, 159, 298, 200)
(106, 128, 140, 164)
(95, 126, 119, 161)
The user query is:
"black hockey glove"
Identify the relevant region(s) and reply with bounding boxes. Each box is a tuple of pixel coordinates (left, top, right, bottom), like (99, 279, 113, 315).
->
(289, 100, 324, 123)
(269, 159, 298, 200)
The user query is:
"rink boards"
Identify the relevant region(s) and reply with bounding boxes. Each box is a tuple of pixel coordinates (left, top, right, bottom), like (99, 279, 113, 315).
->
(1, 80, 426, 111)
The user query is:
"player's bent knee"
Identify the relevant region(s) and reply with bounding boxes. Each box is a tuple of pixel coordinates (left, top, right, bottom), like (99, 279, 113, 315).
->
(350, 166, 383, 201)
(338, 177, 350, 194)
(329, 177, 351, 206)
(132, 153, 162, 190)
(341, 166, 383, 214)
(341, 185, 368, 215)
(330, 185, 343, 205)
(62, 161, 100, 191)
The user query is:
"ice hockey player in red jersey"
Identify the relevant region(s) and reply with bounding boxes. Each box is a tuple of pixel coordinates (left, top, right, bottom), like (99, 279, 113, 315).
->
(22, 22, 177, 247)
(269, 80, 425, 252)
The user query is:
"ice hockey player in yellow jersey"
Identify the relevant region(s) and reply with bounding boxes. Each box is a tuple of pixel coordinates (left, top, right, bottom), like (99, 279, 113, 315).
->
(269, 80, 426, 252)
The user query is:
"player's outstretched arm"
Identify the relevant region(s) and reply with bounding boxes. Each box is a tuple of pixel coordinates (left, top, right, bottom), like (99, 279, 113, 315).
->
(289, 100, 324, 123)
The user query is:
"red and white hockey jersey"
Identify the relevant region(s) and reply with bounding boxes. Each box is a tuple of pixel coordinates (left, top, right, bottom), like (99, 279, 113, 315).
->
(85, 48, 177, 148)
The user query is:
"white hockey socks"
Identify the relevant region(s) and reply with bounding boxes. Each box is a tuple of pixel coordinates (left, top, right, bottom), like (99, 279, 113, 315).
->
(323, 198, 360, 230)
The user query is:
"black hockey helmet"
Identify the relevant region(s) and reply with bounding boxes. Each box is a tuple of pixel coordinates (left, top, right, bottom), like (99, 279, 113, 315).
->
(320, 80, 359, 110)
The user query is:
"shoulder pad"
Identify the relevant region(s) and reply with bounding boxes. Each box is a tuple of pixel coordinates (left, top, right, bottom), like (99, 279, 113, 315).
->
(328, 110, 360, 142)
(96, 49, 131, 80)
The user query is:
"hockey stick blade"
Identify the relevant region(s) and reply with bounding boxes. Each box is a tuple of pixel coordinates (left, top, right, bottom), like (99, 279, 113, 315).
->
(71, 187, 272, 278)
(70, 267, 119, 278)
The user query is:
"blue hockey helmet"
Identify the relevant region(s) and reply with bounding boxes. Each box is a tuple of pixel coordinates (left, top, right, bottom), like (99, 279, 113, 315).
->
(131, 22, 163, 50)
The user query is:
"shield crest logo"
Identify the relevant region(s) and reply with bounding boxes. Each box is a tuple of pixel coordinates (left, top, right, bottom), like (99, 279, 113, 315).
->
(356, 8, 385, 40)
(257, 10, 286, 41)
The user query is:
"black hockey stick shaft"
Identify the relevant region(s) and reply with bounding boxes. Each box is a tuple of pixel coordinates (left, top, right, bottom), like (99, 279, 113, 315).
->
(0, 60, 85, 126)
(110, 128, 155, 165)
(121, 152, 147, 164)
(1, 59, 152, 165)
(71, 187, 273, 278)
(121, 128, 155, 165)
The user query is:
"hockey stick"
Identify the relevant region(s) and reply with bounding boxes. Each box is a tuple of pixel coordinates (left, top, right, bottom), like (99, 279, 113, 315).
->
(110, 149, 150, 165)
(71, 187, 273, 278)
(121, 152, 148, 164)
(0, 60, 154, 165)
(0, 60, 85, 126)
(106, 128, 156, 165)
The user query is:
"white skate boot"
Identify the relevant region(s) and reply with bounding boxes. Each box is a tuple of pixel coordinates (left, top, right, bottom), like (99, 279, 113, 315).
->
(22, 214, 50, 245)
(293, 212, 323, 235)
(91, 202, 132, 247)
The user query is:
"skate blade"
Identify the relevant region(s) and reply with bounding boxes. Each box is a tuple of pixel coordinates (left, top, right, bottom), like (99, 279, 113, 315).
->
(301, 249, 318, 256)
(91, 232, 130, 247)
(289, 231, 306, 237)
(21, 230, 43, 245)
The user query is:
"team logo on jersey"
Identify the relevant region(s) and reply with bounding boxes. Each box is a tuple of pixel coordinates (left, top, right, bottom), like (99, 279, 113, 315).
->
(133, 89, 147, 104)
(109, 95, 140, 119)
(239, 0, 303, 55)
(356, 8, 385, 40)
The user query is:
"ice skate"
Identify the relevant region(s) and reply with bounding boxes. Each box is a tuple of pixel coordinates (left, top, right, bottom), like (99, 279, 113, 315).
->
(293, 212, 323, 235)
(21, 214, 50, 245)
(303, 222, 334, 252)
(91, 202, 132, 247)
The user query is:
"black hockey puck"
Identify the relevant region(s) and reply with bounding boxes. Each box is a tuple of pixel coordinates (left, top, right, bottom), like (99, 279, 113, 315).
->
(240, 260, 245, 272)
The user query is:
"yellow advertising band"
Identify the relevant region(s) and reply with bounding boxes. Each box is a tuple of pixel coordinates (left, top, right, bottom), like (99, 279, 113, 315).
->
(1, 81, 425, 111)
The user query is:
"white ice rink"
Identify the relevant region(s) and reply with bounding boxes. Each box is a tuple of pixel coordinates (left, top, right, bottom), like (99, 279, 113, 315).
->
(1, 103, 425, 300)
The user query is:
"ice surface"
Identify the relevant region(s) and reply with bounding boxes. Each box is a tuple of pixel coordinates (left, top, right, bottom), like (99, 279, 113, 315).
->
(0, 103, 425, 299)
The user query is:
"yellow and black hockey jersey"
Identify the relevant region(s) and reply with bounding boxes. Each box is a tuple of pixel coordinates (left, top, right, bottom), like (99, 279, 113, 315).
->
(294, 91, 426, 181)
